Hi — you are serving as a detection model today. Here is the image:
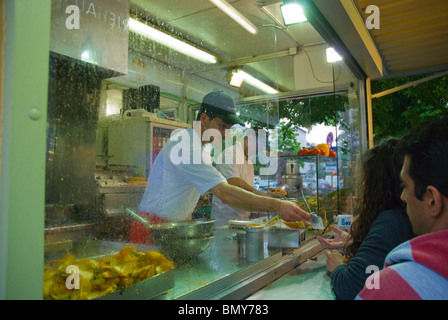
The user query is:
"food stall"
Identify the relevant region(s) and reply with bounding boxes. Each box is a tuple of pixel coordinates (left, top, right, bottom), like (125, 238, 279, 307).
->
(2, 0, 373, 300)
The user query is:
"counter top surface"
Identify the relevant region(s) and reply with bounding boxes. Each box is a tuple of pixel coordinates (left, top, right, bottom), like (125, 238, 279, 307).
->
(47, 222, 331, 300)
(162, 227, 283, 300)
(246, 250, 335, 300)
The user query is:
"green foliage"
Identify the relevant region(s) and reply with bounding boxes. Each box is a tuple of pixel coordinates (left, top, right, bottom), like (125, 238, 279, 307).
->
(278, 94, 347, 128)
(371, 74, 448, 142)
(271, 120, 302, 153)
(237, 94, 350, 153)
(235, 74, 448, 151)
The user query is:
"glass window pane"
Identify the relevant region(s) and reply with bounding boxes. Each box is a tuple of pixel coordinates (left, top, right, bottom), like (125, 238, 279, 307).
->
(43, 0, 367, 300)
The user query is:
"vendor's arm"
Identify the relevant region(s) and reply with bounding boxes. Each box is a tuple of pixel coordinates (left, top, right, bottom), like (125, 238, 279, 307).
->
(210, 182, 311, 222)
(227, 177, 266, 196)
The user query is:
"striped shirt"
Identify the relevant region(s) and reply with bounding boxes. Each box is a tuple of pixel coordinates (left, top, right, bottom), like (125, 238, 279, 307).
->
(356, 230, 448, 300)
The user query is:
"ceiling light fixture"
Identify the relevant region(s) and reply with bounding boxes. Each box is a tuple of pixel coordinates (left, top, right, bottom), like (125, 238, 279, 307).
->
(280, 0, 308, 26)
(209, 0, 258, 35)
(229, 70, 244, 87)
(326, 47, 343, 63)
(230, 70, 279, 94)
(128, 18, 217, 64)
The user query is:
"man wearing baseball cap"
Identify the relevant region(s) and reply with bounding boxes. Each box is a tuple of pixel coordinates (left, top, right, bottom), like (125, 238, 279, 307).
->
(198, 90, 245, 126)
(131, 91, 310, 243)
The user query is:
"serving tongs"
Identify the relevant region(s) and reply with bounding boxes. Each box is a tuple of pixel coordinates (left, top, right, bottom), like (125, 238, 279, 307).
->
(122, 206, 153, 230)
(265, 215, 280, 227)
(299, 189, 327, 232)
(265, 194, 324, 230)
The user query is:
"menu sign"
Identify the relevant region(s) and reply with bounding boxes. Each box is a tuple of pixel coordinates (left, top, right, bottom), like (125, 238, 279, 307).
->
(50, 0, 129, 74)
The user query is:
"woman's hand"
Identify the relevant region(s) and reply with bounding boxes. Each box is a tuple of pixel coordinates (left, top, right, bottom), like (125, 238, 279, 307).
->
(324, 250, 346, 273)
(316, 226, 350, 249)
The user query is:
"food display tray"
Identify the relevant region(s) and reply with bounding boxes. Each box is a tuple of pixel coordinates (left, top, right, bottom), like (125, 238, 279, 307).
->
(95, 269, 174, 300)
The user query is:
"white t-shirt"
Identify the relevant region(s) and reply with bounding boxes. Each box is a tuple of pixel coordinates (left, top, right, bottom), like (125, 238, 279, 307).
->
(139, 128, 227, 221)
(211, 142, 254, 226)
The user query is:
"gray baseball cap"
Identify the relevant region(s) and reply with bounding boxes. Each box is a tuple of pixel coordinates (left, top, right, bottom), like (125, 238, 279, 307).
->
(201, 91, 244, 125)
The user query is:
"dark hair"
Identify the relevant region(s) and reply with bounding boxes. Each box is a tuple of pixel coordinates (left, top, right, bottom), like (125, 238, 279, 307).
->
(399, 117, 448, 200)
(345, 137, 406, 261)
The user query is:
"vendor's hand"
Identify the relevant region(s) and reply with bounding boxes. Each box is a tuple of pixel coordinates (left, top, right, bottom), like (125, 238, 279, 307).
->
(316, 226, 350, 249)
(278, 200, 312, 222)
(324, 249, 346, 273)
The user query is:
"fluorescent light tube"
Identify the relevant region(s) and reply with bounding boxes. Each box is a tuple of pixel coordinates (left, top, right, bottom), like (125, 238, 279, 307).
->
(231, 70, 279, 94)
(230, 71, 244, 87)
(209, 0, 258, 35)
(128, 18, 217, 64)
(280, 2, 307, 25)
(326, 47, 342, 63)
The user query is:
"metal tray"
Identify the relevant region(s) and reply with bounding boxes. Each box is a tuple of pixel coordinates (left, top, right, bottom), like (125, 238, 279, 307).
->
(95, 269, 174, 300)
(268, 227, 306, 249)
(228, 220, 263, 229)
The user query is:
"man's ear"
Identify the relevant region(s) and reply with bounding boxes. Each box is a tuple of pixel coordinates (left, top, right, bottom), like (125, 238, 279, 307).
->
(425, 185, 443, 218)
(199, 113, 210, 127)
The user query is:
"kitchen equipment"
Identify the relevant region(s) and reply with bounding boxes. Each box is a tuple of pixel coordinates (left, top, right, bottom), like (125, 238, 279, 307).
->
(97, 269, 175, 300)
(246, 225, 265, 262)
(124, 207, 153, 226)
(123, 207, 215, 238)
(228, 216, 280, 230)
(151, 219, 216, 239)
(154, 236, 214, 260)
(237, 231, 246, 259)
(265, 215, 280, 227)
(282, 174, 303, 191)
(286, 159, 299, 175)
(96, 183, 145, 217)
(123, 207, 215, 259)
(108, 116, 190, 178)
(268, 227, 306, 249)
(228, 220, 261, 229)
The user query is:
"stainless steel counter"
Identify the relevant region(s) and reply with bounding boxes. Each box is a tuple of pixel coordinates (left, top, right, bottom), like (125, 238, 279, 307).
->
(163, 227, 331, 300)
(162, 227, 284, 300)
(246, 251, 335, 300)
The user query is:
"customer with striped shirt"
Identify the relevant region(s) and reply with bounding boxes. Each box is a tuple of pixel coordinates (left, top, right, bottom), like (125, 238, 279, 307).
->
(356, 117, 448, 300)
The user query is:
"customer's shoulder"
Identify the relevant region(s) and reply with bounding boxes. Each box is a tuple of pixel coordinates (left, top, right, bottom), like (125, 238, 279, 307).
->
(371, 208, 409, 234)
(375, 207, 406, 223)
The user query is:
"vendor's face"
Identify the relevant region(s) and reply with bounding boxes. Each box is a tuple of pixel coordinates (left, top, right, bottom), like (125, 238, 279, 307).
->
(201, 114, 232, 142)
(400, 155, 429, 235)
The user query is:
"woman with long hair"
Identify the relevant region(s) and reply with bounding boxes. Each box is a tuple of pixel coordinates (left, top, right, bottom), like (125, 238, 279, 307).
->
(317, 137, 414, 300)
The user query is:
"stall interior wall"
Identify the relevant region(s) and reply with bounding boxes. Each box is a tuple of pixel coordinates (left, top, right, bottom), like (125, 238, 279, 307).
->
(45, 53, 117, 224)
(0, 0, 4, 175)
